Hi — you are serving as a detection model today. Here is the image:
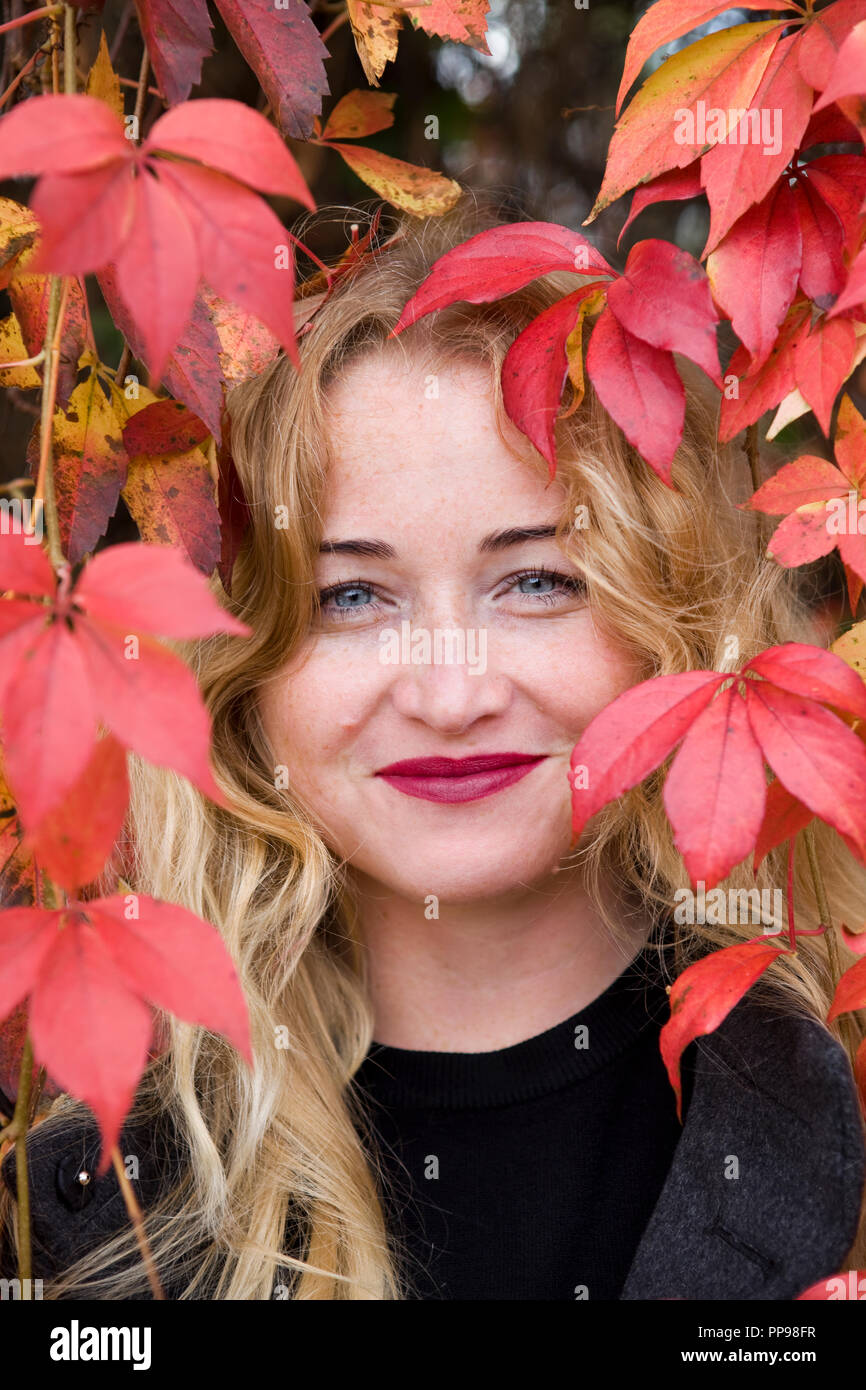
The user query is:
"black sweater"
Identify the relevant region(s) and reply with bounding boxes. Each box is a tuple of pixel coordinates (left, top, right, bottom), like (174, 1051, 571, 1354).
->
(350, 944, 686, 1300)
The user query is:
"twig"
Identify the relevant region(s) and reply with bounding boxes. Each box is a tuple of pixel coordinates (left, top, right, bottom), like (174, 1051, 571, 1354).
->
(320, 9, 350, 43)
(114, 343, 131, 386)
(803, 825, 860, 1054)
(0, 4, 61, 36)
(0, 349, 45, 370)
(110, 1147, 166, 1300)
(117, 74, 162, 99)
(0, 43, 47, 109)
(33, 275, 70, 568)
(109, 0, 134, 63)
(63, 0, 75, 94)
(743, 422, 762, 494)
(0, 1036, 35, 1290)
(132, 44, 150, 137)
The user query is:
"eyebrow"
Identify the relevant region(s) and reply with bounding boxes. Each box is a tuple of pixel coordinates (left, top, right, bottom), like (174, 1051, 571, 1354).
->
(318, 524, 559, 558)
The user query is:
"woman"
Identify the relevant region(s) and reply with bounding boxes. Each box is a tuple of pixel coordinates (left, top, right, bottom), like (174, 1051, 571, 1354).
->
(2, 195, 865, 1300)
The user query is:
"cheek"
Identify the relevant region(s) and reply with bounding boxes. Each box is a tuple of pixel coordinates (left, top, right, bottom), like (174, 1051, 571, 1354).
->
(543, 626, 641, 732)
(259, 659, 367, 780)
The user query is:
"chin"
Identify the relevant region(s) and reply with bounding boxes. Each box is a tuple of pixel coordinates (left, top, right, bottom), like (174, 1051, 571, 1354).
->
(357, 844, 566, 903)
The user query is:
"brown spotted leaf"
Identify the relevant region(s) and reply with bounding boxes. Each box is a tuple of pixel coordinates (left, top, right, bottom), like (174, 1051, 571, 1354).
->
(26, 367, 129, 565)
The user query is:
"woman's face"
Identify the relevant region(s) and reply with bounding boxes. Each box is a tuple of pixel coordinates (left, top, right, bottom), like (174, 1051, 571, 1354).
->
(258, 352, 640, 903)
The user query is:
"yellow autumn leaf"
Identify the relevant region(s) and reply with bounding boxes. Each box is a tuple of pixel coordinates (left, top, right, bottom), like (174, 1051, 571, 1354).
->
(329, 141, 461, 216)
(585, 21, 781, 224)
(833, 621, 866, 686)
(560, 288, 607, 419)
(347, 0, 405, 87)
(322, 89, 397, 141)
(0, 198, 39, 292)
(36, 367, 129, 564)
(86, 29, 125, 122)
(0, 313, 41, 388)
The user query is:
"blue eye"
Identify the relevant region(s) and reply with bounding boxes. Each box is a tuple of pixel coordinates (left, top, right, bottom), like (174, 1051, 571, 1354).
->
(316, 566, 585, 620)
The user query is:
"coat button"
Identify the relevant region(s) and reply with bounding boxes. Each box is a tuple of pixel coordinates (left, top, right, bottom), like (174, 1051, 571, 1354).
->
(55, 1151, 98, 1212)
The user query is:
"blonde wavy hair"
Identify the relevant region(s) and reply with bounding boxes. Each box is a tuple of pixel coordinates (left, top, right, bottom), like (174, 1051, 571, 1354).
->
(3, 191, 866, 1297)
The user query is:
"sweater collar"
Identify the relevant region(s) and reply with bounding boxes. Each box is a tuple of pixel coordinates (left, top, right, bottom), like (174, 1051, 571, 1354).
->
(353, 942, 670, 1110)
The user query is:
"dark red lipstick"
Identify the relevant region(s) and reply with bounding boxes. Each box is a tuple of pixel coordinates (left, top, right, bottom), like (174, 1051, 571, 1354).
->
(374, 752, 546, 804)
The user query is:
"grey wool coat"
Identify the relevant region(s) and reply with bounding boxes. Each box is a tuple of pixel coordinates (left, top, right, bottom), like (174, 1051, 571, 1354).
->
(2, 989, 865, 1300)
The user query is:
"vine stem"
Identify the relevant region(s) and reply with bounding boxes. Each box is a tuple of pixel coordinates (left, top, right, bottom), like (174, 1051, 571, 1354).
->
(743, 422, 762, 494)
(63, 0, 75, 93)
(320, 9, 350, 43)
(1, 349, 45, 370)
(0, 6, 62, 37)
(110, 1148, 165, 1300)
(32, 273, 70, 568)
(132, 44, 150, 135)
(7, 1037, 33, 1291)
(0, 42, 48, 110)
(803, 825, 860, 1055)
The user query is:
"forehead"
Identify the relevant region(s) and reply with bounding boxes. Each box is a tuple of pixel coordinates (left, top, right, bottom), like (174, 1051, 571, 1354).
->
(320, 350, 566, 526)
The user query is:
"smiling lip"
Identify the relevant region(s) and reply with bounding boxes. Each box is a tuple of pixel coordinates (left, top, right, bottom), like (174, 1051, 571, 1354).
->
(374, 753, 547, 804)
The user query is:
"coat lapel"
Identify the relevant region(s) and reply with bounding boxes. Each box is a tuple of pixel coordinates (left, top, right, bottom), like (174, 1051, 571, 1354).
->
(622, 993, 866, 1299)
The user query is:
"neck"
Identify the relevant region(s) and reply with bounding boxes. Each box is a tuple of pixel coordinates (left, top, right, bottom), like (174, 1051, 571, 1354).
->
(352, 864, 652, 1051)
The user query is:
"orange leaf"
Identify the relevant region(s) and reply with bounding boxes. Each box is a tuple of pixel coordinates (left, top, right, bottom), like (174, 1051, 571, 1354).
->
(321, 89, 397, 141)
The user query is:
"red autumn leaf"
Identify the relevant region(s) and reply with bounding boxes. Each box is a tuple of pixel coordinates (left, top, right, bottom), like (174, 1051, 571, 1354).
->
(121, 399, 211, 457)
(216, 0, 330, 140)
(803, 155, 866, 257)
(662, 683, 767, 889)
(660, 939, 788, 1120)
(829, 243, 866, 320)
(797, 0, 864, 91)
(618, 165, 703, 247)
(156, 161, 305, 379)
(800, 101, 863, 148)
(794, 175, 847, 309)
(744, 680, 866, 856)
(584, 304, 686, 485)
(793, 314, 858, 437)
(569, 669, 725, 835)
(614, 0, 793, 119)
(797, 1270, 866, 1299)
(25, 364, 130, 566)
(136, 0, 329, 137)
(21, 733, 130, 893)
(752, 776, 815, 872)
(604, 238, 722, 388)
(743, 640, 866, 713)
(0, 894, 252, 1171)
(570, 642, 866, 888)
(0, 94, 314, 383)
(145, 97, 314, 199)
(404, 0, 492, 50)
(745, 394, 866, 607)
(0, 1001, 62, 1115)
(133, 0, 214, 107)
(718, 298, 812, 441)
(707, 180, 802, 369)
(389, 222, 615, 335)
(811, 14, 866, 109)
(500, 285, 606, 479)
(700, 30, 813, 256)
(0, 532, 250, 836)
(586, 21, 784, 224)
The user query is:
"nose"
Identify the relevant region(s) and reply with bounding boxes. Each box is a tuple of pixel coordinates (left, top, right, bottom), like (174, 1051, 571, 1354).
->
(385, 618, 513, 733)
